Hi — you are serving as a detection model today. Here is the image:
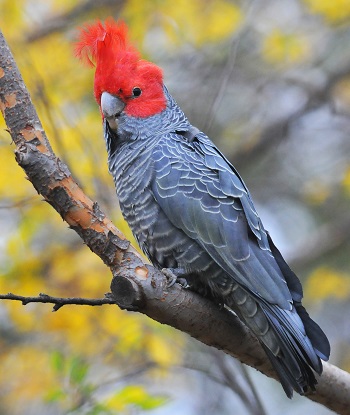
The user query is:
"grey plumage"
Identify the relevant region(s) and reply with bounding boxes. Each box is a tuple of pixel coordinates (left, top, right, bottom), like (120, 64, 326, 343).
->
(104, 86, 330, 398)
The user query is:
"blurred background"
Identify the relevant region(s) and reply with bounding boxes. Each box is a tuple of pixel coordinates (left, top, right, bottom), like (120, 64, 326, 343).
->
(0, 0, 349, 414)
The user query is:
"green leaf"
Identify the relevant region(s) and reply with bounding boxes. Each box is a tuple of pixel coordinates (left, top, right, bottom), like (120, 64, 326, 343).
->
(50, 350, 65, 374)
(85, 403, 112, 415)
(69, 357, 89, 385)
(106, 385, 167, 411)
(45, 388, 66, 403)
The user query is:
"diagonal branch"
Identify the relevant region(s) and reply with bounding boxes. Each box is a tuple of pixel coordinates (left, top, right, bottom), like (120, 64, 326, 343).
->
(0, 30, 349, 415)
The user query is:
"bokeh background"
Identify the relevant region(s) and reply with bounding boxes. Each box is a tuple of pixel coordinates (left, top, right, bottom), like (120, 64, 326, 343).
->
(0, 0, 350, 414)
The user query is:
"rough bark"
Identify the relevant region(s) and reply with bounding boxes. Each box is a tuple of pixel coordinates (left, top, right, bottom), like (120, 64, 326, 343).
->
(1, 30, 349, 415)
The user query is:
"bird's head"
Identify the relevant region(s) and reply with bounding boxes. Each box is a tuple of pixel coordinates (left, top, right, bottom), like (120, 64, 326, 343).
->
(75, 19, 166, 129)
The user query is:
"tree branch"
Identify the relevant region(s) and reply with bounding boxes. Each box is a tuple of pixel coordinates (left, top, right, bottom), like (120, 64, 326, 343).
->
(1, 30, 350, 415)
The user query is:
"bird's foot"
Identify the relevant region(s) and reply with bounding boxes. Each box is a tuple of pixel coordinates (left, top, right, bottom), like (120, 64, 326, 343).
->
(161, 268, 189, 289)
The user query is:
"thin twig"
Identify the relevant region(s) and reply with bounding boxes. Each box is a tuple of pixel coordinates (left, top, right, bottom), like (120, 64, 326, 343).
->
(0, 292, 116, 311)
(212, 350, 267, 415)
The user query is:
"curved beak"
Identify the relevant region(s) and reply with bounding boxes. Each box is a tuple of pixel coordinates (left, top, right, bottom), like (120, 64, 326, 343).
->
(101, 92, 125, 130)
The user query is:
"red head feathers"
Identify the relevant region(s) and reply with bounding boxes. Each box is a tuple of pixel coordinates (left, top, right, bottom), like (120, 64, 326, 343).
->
(75, 19, 166, 117)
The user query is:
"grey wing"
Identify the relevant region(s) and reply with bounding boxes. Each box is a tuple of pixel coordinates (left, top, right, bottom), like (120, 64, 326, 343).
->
(151, 131, 292, 309)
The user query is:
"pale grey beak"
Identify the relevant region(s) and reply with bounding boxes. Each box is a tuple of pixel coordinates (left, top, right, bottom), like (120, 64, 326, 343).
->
(101, 92, 125, 130)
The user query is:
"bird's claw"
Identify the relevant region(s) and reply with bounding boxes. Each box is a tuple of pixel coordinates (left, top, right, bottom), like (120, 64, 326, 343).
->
(162, 268, 177, 287)
(162, 268, 189, 289)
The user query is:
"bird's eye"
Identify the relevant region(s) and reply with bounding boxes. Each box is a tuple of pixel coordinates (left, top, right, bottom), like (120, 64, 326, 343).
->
(132, 87, 142, 97)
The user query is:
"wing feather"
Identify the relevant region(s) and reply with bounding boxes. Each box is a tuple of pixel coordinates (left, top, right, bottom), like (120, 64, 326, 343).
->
(151, 132, 293, 308)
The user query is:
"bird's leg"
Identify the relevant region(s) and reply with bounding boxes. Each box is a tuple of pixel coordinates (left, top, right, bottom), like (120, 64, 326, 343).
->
(161, 268, 189, 288)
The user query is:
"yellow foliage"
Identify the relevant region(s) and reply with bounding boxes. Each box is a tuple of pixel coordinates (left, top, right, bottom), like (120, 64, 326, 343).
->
(122, 0, 156, 43)
(124, 0, 242, 46)
(46, 245, 109, 295)
(0, 143, 34, 200)
(0, 0, 24, 40)
(106, 385, 166, 411)
(146, 333, 180, 366)
(302, 180, 330, 205)
(44, 307, 106, 355)
(162, 0, 242, 46)
(303, 0, 350, 24)
(262, 29, 309, 66)
(6, 302, 38, 331)
(342, 350, 350, 374)
(332, 77, 350, 113)
(305, 267, 350, 302)
(1, 345, 56, 403)
(107, 312, 145, 352)
(107, 385, 145, 411)
(343, 166, 350, 196)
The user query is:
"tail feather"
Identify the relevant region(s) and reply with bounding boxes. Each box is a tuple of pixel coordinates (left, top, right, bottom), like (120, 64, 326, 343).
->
(264, 302, 323, 374)
(227, 285, 325, 397)
(296, 303, 330, 362)
(261, 344, 316, 398)
(264, 232, 331, 385)
(261, 303, 320, 396)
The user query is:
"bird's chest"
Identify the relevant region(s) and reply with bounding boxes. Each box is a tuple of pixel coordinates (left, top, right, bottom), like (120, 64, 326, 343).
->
(111, 149, 160, 248)
(111, 146, 189, 268)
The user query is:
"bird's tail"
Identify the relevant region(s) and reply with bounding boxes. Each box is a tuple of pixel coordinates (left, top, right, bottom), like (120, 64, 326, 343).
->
(266, 233, 330, 365)
(226, 284, 328, 398)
